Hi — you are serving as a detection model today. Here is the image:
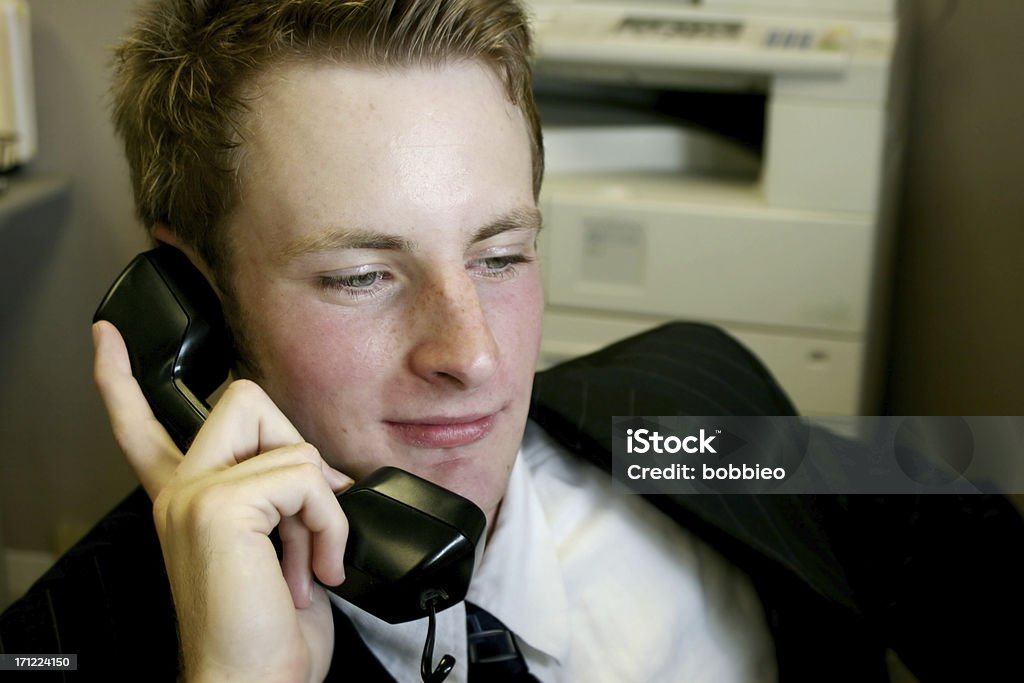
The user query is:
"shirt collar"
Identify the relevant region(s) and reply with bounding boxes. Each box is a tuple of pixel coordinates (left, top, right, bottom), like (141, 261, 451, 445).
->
(465, 445, 571, 664)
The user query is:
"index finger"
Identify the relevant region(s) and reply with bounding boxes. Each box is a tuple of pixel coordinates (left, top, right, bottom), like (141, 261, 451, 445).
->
(180, 378, 307, 474)
(92, 320, 183, 498)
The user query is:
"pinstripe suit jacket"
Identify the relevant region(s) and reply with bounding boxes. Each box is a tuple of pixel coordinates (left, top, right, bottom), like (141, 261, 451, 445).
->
(2, 323, 1021, 681)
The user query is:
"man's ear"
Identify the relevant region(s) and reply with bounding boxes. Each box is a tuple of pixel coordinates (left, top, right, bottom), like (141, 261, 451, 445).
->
(150, 222, 222, 296)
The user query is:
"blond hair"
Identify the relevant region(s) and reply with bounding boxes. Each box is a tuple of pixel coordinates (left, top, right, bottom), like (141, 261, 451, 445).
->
(111, 0, 543, 277)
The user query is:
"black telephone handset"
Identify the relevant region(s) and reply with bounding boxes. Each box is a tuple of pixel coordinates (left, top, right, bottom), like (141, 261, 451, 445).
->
(94, 246, 483, 677)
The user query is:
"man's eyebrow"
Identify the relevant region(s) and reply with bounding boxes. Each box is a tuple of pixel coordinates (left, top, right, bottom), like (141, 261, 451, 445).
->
(279, 207, 542, 262)
(468, 207, 543, 246)
(279, 229, 413, 262)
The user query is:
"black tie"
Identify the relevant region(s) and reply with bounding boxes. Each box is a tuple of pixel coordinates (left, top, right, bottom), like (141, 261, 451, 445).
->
(465, 601, 541, 682)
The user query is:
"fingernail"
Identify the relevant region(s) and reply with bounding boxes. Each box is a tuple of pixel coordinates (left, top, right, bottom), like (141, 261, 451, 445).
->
(332, 561, 346, 587)
(325, 466, 354, 491)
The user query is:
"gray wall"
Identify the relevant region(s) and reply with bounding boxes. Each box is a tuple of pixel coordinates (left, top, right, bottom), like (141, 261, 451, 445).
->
(886, 0, 1024, 415)
(1, 1, 1021, 562)
(0, 0, 145, 553)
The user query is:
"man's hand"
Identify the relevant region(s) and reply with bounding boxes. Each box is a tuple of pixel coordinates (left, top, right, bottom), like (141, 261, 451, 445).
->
(92, 320, 351, 683)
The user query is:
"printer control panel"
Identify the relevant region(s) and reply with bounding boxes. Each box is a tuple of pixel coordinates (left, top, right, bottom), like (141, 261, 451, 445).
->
(615, 17, 849, 52)
(533, 8, 854, 76)
(615, 18, 745, 42)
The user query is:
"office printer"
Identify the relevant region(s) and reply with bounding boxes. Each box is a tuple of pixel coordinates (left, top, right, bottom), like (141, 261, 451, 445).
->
(528, 0, 906, 415)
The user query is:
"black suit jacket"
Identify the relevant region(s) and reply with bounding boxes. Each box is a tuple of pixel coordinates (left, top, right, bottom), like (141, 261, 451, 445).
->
(3, 323, 1022, 681)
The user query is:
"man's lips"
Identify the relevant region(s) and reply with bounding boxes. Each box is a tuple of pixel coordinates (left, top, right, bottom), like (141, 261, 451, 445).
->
(386, 413, 497, 449)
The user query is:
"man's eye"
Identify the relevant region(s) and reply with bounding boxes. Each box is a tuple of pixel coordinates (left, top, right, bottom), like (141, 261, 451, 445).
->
(318, 270, 387, 291)
(342, 271, 382, 288)
(478, 254, 532, 275)
(484, 257, 513, 270)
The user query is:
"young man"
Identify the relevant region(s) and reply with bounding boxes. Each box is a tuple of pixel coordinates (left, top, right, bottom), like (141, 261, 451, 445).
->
(2, 1, 1021, 681)
(88, 1, 776, 680)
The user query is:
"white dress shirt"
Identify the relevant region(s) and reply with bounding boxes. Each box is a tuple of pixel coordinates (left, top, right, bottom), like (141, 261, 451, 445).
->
(330, 420, 777, 683)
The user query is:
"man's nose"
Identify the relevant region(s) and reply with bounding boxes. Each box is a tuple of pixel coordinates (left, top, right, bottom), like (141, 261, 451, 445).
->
(407, 272, 499, 389)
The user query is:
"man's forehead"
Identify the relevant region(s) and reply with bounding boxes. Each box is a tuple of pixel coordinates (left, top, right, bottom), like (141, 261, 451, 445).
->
(235, 58, 528, 182)
(223, 58, 536, 268)
(247, 58, 517, 124)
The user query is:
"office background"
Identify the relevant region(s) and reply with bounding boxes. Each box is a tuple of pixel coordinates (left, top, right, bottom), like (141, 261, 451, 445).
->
(1, 0, 1021, 619)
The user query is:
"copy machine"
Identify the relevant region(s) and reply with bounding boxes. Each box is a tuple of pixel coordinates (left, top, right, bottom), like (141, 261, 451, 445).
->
(528, 0, 907, 415)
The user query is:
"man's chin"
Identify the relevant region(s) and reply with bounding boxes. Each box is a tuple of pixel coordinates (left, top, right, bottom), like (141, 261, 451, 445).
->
(410, 447, 514, 515)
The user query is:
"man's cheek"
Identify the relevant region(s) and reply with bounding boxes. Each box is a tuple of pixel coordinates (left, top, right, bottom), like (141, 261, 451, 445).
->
(503, 291, 544, 372)
(486, 275, 543, 337)
(272, 307, 374, 370)
(254, 325, 368, 419)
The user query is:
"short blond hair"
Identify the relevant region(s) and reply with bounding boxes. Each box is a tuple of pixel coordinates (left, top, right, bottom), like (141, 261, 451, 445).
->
(111, 0, 544, 276)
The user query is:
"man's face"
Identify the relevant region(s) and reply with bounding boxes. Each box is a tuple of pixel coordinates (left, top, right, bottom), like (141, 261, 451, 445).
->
(222, 60, 542, 527)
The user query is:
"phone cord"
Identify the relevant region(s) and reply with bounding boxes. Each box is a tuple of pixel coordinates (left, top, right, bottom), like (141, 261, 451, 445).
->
(420, 590, 455, 683)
